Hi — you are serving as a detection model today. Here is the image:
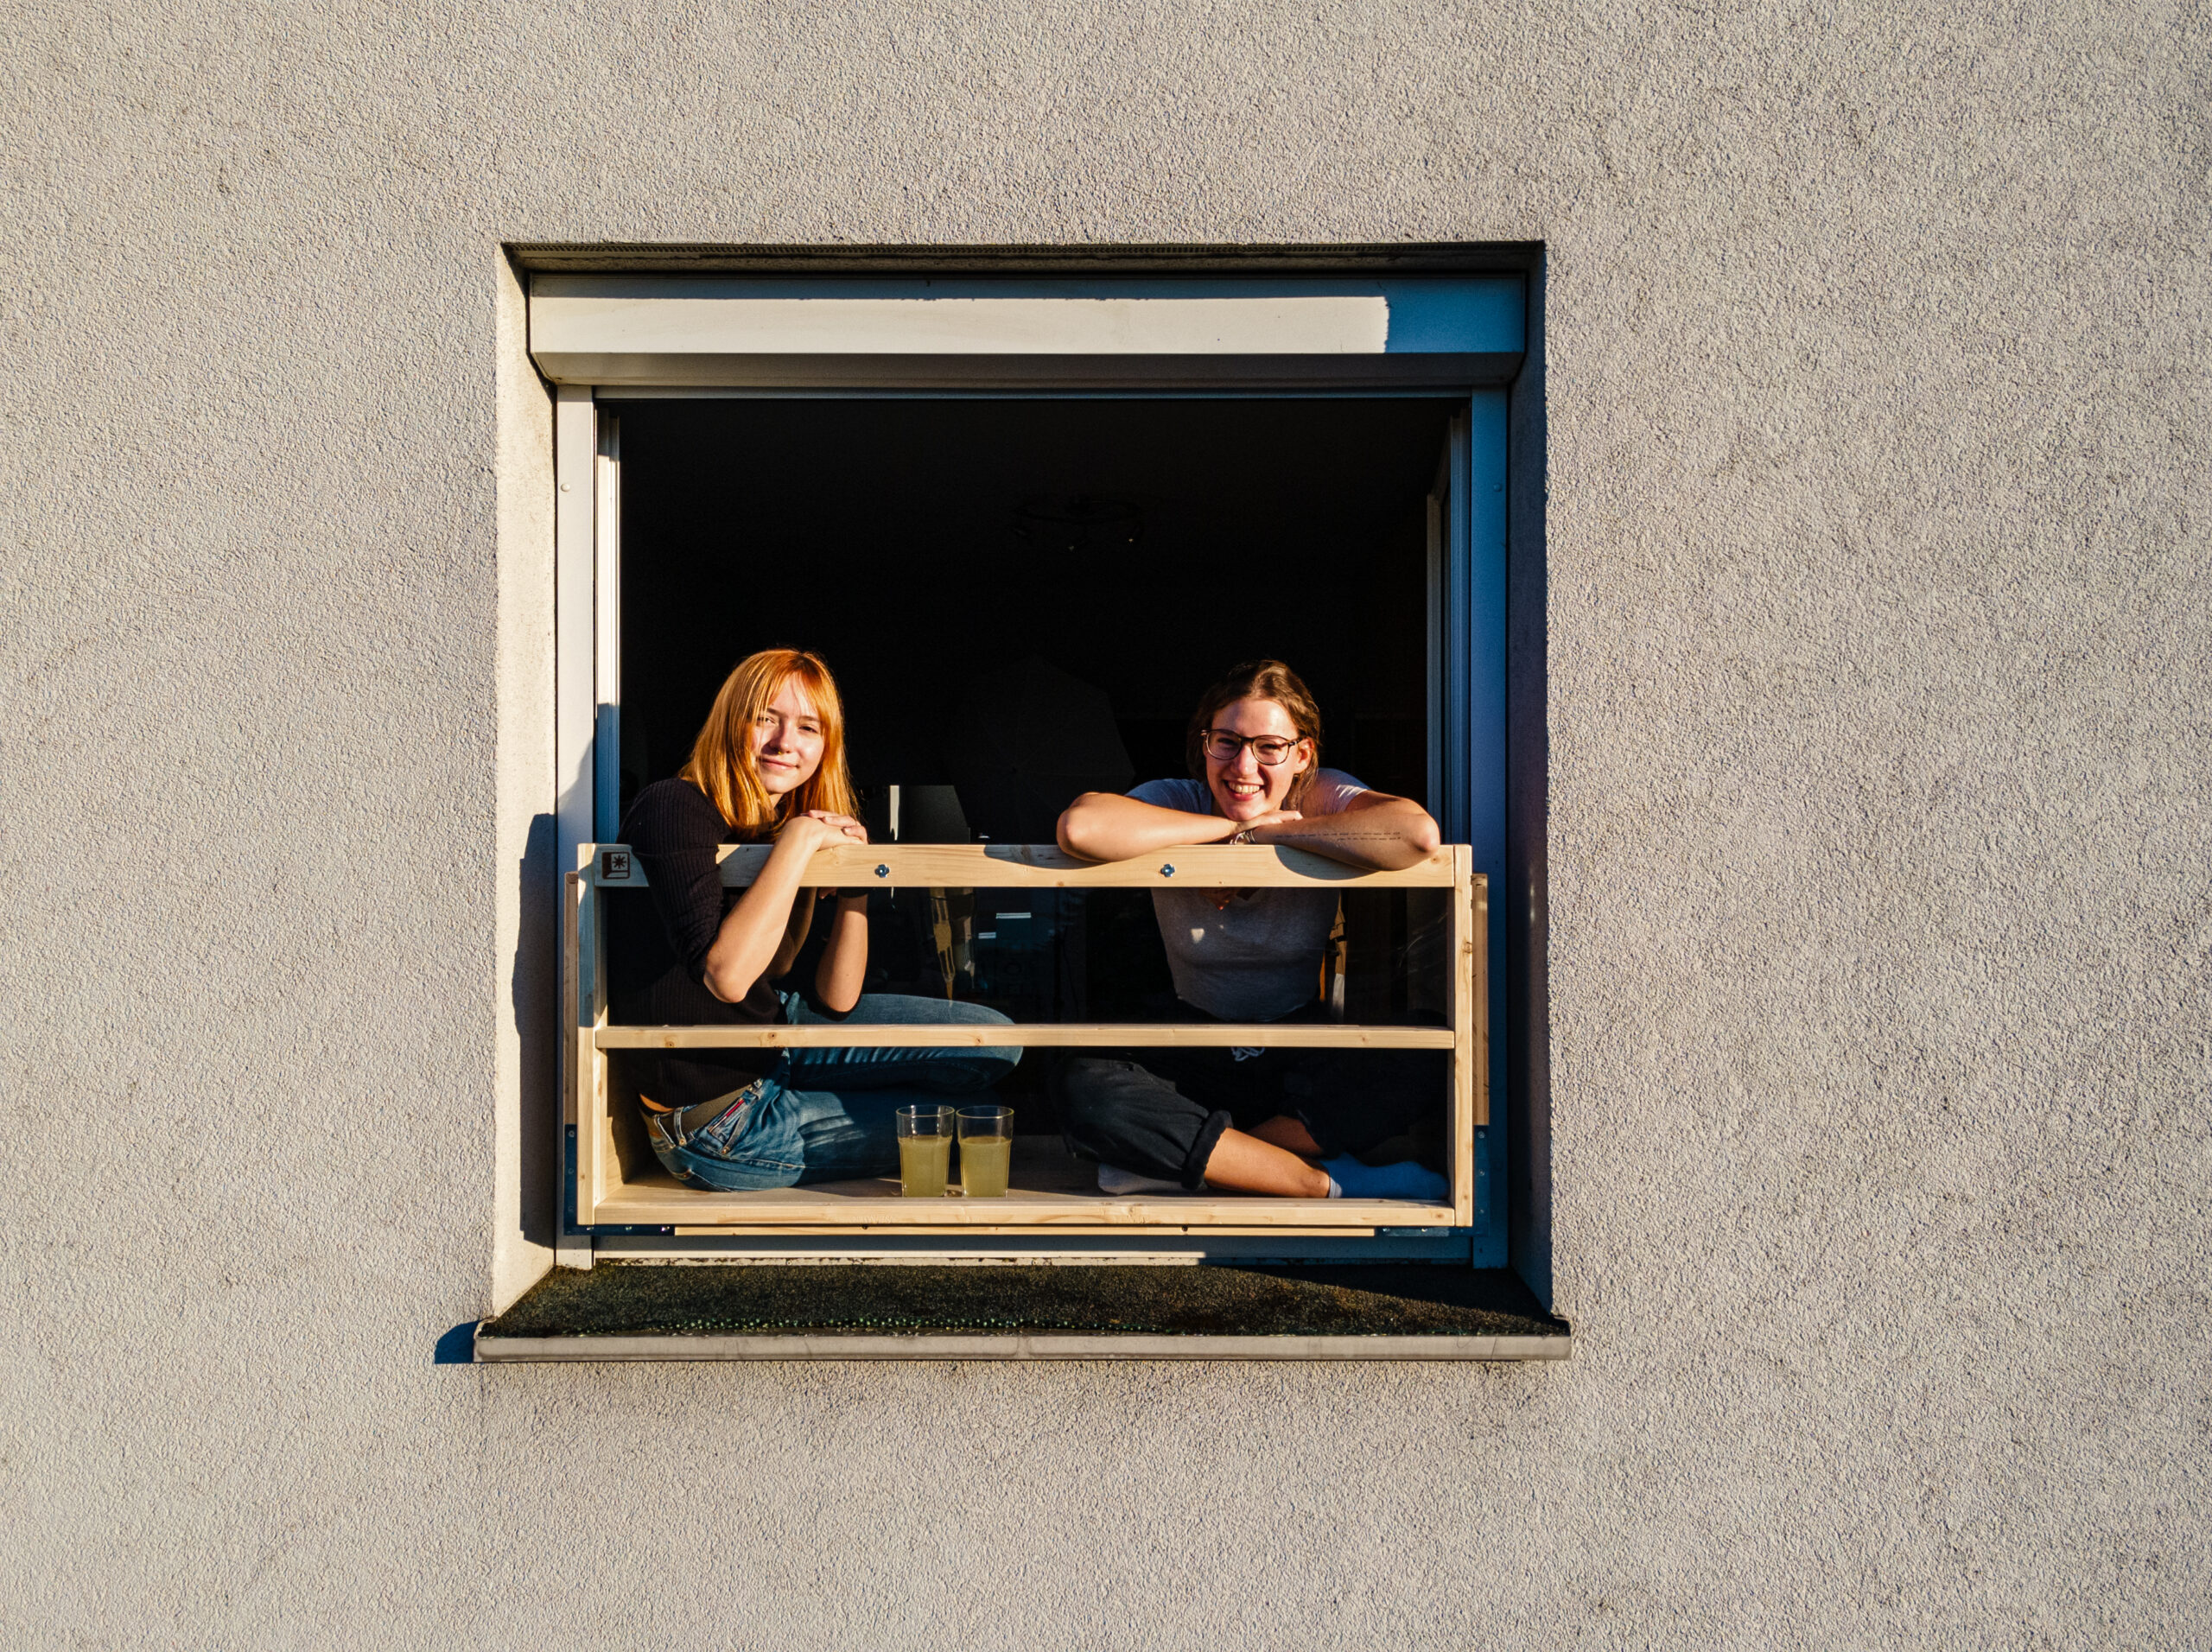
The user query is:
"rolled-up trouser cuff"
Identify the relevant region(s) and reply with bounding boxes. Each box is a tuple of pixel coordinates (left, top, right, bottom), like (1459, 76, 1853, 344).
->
(1182, 1108, 1235, 1191)
(1283, 1105, 1343, 1160)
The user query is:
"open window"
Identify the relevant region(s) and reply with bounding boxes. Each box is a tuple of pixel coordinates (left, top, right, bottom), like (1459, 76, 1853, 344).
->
(539, 270, 1518, 1262)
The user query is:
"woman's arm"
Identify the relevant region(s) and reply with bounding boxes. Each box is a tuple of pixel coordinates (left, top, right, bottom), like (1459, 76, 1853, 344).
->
(701, 812, 862, 1003)
(810, 894, 870, 1013)
(1057, 791, 1302, 861)
(766, 887, 815, 981)
(1243, 791, 1441, 871)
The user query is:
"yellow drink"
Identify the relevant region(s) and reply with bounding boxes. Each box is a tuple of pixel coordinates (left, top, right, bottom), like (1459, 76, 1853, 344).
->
(899, 1133, 951, 1198)
(959, 1134, 1013, 1198)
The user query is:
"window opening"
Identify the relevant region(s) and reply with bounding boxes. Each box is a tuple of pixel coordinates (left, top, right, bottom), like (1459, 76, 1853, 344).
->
(560, 387, 1510, 1258)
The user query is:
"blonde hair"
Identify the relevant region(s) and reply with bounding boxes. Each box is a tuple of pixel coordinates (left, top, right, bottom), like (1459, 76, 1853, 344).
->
(1185, 658, 1325, 812)
(679, 649, 859, 836)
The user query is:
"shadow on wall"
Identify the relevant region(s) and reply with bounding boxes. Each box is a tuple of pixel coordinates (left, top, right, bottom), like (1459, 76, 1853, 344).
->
(514, 810, 559, 1255)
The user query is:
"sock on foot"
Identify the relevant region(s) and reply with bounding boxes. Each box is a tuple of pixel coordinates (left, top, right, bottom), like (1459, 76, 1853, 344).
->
(1319, 1154, 1448, 1202)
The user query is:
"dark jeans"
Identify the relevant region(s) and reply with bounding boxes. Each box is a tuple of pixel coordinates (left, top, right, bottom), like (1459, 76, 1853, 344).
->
(1058, 1001, 1444, 1189)
(646, 993, 1020, 1191)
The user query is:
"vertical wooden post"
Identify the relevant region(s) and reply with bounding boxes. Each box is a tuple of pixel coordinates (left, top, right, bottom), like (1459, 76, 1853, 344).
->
(1451, 848, 1483, 1225)
(587, 852, 612, 1223)
(557, 858, 594, 1269)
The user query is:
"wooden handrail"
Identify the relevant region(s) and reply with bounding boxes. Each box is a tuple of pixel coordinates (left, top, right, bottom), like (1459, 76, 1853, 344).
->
(598, 1023, 1455, 1051)
(585, 840, 1457, 889)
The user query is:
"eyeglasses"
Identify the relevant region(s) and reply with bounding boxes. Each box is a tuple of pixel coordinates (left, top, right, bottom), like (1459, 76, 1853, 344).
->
(1201, 728, 1303, 766)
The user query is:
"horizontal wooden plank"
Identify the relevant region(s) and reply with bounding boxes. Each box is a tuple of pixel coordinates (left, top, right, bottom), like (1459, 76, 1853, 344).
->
(595, 1189, 1454, 1229)
(664, 1226, 1385, 1238)
(585, 841, 1459, 890)
(596, 1022, 1455, 1051)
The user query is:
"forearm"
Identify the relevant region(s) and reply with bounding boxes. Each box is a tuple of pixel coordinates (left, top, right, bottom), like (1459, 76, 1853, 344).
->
(1254, 797, 1441, 870)
(811, 899, 870, 1013)
(1058, 793, 1236, 861)
(702, 839, 814, 1001)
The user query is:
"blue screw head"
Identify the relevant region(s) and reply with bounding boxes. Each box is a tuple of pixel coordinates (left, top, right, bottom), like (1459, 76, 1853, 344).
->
(1160, 864, 1175, 877)
(875, 864, 890, 878)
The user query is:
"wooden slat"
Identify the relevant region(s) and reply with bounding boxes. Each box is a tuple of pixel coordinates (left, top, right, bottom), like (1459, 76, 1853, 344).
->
(585, 841, 1457, 890)
(596, 1185, 1454, 1229)
(1450, 855, 1481, 1223)
(588, 864, 613, 1218)
(666, 1226, 1388, 1238)
(596, 1022, 1454, 1051)
(1471, 867, 1491, 1134)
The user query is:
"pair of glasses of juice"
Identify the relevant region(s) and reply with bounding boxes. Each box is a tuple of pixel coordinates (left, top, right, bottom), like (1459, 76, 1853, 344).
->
(895, 1105, 1013, 1198)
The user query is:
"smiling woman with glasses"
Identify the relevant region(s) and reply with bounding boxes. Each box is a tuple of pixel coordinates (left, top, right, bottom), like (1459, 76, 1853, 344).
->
(1052, 659, 1448, 1202)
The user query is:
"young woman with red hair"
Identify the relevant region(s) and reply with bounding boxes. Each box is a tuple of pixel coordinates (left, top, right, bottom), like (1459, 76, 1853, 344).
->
(608, 648, 1016, 1191)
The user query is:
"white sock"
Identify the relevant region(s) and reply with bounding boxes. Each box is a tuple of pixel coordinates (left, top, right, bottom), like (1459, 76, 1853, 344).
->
(1319, 1154, 1448, 1202)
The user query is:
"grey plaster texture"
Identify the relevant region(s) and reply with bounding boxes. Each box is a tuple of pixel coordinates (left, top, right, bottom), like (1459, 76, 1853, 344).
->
(3, 3, 2208, 1647)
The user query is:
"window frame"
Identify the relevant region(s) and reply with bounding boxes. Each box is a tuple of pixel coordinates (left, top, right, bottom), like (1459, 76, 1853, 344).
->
(536, 263, 1525, 1267)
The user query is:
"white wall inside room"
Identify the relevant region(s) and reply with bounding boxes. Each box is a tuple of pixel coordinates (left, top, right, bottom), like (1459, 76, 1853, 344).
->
(2, 5, 2205, 1648)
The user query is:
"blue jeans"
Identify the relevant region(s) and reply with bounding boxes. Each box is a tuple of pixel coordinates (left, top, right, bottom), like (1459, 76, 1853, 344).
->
(645, 994, 1020, 1191)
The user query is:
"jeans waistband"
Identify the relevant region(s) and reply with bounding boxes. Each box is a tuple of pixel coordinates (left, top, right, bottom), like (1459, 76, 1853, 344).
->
(639, 1078, 769, 1145)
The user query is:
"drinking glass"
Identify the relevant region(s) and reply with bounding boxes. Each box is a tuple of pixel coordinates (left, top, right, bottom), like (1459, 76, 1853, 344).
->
(957, 1105, 1014, 1198)
(896, 1104, 955, 1198)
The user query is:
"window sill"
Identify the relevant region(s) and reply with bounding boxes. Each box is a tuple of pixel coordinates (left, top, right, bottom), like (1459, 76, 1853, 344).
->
(474, 1262, 1570, 1363)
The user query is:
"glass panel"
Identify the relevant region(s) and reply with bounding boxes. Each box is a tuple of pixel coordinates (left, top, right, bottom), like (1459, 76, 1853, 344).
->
(847, 886, 1448, 1030)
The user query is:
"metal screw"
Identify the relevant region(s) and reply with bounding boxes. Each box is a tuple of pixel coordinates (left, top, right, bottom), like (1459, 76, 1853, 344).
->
(875, 864, 890, 878)
(1160, 864, 1175, 877)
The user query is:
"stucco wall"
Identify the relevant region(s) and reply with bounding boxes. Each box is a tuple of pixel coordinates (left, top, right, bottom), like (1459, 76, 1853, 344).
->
(4, 3, 2206, 1644)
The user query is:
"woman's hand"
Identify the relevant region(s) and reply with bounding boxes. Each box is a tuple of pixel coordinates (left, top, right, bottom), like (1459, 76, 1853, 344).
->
(1058, 792, 1255, 861)
(1235, 809, 1304, 842)
(798, 810, 868, 844)
(775, 810, 855, 853)
(1249, 791, 1442, 870)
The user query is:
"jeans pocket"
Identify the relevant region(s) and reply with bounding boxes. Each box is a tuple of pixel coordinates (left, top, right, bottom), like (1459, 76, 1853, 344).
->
(688, 1083, 766, 1160)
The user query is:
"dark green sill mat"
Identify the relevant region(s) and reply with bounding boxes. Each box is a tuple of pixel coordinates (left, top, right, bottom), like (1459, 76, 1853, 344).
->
(481, 1263, 1569, 1341)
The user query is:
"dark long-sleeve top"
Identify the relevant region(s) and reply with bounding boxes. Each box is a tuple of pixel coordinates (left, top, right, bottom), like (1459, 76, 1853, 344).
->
(606, 777, 786, 1112)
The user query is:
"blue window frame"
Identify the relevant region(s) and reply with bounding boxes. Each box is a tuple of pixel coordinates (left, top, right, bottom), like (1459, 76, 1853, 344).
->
(539, 269, 1527, 1265)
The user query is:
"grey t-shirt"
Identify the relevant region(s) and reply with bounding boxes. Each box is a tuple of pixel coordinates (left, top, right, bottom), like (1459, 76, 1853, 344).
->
(1128, 771, 1370, 1022)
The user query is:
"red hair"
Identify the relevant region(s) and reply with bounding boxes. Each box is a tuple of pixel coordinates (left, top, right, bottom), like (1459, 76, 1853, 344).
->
(679, 649, 859, 836)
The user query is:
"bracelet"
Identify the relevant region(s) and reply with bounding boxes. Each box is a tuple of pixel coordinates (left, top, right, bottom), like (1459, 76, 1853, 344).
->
(1230, 829, 1256, 846)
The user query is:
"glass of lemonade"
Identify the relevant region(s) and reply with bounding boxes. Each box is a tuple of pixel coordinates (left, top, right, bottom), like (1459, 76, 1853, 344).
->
(957, 1105, 1014, 1198)
(896, 1105, 955, 1198)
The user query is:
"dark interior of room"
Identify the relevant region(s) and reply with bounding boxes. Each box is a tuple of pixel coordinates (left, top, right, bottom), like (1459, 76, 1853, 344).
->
(612, 395, 1452, 825)
(609, 396, 1456, 1122)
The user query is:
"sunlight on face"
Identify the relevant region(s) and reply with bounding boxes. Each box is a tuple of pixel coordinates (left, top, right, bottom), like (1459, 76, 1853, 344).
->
(1204, 696, 1313, 822)
(749, 677, 825, 797)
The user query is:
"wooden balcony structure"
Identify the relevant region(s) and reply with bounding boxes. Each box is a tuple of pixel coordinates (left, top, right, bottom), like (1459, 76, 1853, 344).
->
(567, 842, 1485, 1236)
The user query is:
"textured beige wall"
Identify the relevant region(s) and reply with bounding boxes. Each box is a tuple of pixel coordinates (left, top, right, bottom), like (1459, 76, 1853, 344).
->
(3, 3, 2206, 1644)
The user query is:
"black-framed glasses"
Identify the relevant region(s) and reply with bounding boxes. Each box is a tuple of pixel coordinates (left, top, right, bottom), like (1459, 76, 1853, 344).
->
(1201, 728, 1303, 766)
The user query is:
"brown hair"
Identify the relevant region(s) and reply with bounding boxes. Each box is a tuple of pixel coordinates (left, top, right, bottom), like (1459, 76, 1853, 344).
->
(1185, 658, 1325, 811)
(679, 648, 860, 836)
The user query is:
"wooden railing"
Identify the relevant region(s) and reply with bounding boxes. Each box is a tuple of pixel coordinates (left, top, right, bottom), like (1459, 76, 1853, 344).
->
(566, 842, 1484, 1233)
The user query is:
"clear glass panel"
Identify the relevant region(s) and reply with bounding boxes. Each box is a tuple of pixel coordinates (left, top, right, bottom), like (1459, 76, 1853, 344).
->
(849, 886, 1447, 1029)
